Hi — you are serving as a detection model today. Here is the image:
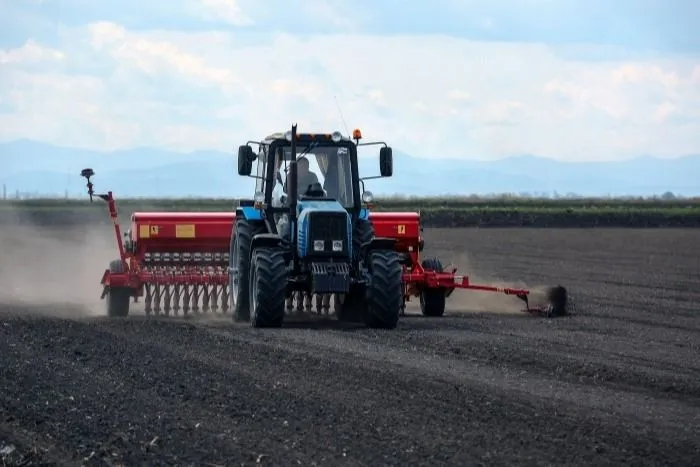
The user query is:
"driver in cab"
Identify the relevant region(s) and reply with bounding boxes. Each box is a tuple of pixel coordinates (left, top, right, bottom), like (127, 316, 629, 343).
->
(292, 157, 320, 196)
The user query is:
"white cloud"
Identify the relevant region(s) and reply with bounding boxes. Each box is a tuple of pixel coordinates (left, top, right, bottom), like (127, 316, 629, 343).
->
(1, 23, 699, 161)
(87, 21, 127, 48)
(192, 0, 253, 26)
(692, 65, 700, 84)
(87, 21, 243, 91)
(0, 39, 65, 64)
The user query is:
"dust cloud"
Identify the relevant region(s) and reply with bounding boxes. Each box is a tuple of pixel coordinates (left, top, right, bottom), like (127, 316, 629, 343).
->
(0, 207, 119, 318)
(440, 253, 552, 315)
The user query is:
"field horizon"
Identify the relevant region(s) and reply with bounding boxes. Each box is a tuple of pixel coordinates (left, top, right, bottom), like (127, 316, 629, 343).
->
(2, 194, 700, 228)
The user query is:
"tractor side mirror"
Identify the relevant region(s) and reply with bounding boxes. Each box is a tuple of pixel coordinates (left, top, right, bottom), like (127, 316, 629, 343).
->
(237, 145, 255, 176)
(379, 146, 393, 177)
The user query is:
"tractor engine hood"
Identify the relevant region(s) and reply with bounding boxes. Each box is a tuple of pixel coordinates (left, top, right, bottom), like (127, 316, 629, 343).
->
(296, 199, 352, 259)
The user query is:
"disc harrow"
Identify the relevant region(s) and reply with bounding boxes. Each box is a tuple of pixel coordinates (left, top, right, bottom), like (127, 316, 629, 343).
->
(369, 212, 570, 318)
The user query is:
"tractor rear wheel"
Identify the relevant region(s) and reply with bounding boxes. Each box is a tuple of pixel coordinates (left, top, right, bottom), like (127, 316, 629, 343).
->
(230, 219, 265, 322)
(106, 259, 130, 318)
(248, 247, 287, 328)
(364, 250, 403, 329)
(420, 257, 446, 317)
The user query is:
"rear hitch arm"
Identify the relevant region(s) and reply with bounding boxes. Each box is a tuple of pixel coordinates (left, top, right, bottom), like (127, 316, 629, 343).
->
(80, 168, 128, 271)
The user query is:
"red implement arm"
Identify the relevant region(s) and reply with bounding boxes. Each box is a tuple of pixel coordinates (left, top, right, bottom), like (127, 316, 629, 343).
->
(404, 262, 531, 297)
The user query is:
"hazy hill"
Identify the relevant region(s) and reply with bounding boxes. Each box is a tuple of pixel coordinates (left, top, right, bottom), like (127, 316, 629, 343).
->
(1, 139, 698, 198)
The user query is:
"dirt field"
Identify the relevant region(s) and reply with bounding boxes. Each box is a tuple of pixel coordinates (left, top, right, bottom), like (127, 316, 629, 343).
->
(1, 225, 699, 466)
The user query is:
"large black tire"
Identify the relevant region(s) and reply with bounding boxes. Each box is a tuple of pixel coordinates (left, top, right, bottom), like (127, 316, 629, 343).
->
(248, 247, 287, 328)
(230, 218, 265, 322)
(106, 259, 131, 318)
(337, 285, 365, 323)
(352, 219, 374, 265)
(546, 285, 568, 317)
(420, 257, 446, 317)
(334, 219, 378, 323)
(364, 250, 403, 329)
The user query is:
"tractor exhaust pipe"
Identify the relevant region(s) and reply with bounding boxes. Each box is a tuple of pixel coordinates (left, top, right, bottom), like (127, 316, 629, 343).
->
(289, 124, 299, 270)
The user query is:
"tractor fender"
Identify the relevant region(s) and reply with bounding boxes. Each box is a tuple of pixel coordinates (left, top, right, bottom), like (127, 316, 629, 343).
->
(236, 206, 264, 221)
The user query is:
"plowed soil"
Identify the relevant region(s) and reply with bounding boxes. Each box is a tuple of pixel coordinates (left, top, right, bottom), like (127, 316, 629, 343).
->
(1, 226, 699, 466)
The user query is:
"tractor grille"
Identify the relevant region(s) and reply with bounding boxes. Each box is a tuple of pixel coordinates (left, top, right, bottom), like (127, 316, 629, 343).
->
(307, 211, 349, 257)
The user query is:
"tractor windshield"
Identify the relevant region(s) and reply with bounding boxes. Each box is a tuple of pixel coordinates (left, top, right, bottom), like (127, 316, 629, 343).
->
(274, 144, 354, 207)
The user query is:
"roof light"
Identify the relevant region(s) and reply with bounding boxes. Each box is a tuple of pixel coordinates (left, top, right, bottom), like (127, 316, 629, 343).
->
(331, 131, 342, 143)
(352, 128, 362, 140)
(284, 130, 293, 141)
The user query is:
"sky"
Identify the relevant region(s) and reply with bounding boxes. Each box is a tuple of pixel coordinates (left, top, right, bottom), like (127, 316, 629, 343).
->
(0, 0, 699, 162)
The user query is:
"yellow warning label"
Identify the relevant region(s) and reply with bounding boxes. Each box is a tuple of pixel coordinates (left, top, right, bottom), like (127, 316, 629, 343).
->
(139, 225, 150, 239)
(397, 224, 406, 235)
(176, 224, 196, 238)
(150, 225, 160, 236)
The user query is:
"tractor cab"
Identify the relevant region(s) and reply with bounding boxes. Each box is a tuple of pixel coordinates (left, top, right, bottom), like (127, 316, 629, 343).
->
(272, 145, 353, 206)
(237, 128, 393, 233)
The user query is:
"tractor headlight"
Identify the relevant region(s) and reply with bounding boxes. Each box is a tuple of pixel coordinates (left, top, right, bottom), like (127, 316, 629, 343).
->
(285, 130, 293, 141)
(313, 240, 325, 252)
(331, 131, 342, 143)
(332, 240, 343, 252)
(362, 191, 374, 204)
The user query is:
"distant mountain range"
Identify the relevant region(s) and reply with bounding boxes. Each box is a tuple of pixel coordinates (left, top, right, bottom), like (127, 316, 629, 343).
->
(1, 139, 699, 198)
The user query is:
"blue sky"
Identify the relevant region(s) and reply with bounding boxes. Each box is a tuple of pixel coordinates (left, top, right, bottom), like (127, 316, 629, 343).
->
(0, 0, 698, 161)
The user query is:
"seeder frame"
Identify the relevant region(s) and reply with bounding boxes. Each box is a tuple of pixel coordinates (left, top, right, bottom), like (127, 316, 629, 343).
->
(82, 169, 567, 319)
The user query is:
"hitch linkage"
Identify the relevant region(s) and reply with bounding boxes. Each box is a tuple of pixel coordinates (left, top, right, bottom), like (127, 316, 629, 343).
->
(80, 168, 109, 202)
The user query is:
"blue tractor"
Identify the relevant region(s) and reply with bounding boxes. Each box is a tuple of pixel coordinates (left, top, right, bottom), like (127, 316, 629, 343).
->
(230, 125, 402, 328)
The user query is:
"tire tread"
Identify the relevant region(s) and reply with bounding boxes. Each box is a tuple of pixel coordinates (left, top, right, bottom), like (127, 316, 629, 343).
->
(250, 247, 287, 327)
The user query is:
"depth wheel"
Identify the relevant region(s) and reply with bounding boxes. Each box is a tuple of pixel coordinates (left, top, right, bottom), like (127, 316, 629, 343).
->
(106, 259, 130, 318)
(249, 247, 287, 328)
(364, 250, 403, 329)
(420, 257, 446, 317)
(546, 285, 568, 317)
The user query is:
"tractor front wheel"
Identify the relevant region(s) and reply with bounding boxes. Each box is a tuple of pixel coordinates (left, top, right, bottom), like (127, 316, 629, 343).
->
(230, 218, 265, 322)
(352, 218, 374, 264)
(248, 247, 287, 328)
(106, 259, 130, 318)
(337, 286, 365, 323)
(364, 250, 403, 329)
(420, 257, 446, 317)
